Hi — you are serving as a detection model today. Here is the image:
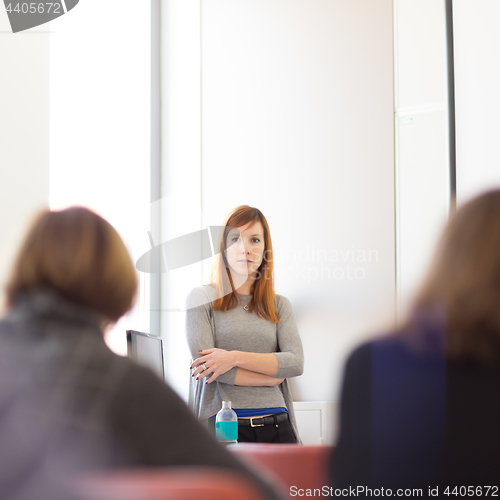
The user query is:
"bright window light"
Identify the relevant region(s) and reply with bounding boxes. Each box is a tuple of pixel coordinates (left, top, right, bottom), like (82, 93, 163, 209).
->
(50, 0, 151, 354)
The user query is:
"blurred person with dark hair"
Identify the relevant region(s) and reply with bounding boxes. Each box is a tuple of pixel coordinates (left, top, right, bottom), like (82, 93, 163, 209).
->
(330, 190, 500, 495)
(0, 207, 280, 500)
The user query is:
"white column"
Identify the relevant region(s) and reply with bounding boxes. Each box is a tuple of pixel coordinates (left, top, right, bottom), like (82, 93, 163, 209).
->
(0, 10, 50, 308)
(454, 0, 500, 204)
(394, 0, 451, 320)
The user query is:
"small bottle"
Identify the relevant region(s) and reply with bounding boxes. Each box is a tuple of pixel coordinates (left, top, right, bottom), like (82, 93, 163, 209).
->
(215, 401, 238, 445)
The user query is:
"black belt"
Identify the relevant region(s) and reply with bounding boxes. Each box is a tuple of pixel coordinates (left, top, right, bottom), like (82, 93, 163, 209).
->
(237, 412, 288, 428)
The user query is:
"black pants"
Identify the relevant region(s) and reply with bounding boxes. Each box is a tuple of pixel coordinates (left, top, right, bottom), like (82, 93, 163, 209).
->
(209, 414, 296, 443)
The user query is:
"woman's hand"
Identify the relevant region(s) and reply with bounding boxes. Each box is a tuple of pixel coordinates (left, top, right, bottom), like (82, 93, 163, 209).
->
(190, 348, 236, 384)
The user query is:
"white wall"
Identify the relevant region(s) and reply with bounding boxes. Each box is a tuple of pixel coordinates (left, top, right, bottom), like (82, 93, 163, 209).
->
(453, 0, 500, 204)
(49, 0, 151, 352)
(394, 0, 450, 319)
(159, 1, 204, 396)
(0, 10, 50, 308)
(161, 0, 396, 402)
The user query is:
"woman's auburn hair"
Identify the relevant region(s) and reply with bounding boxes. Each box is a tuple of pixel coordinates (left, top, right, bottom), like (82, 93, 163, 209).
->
(6, 206, 137, 323)
(413, 189, 500, 362)
(209, 205, 279, 323)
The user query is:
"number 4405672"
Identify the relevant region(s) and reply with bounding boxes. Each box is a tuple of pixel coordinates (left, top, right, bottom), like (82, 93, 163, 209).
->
(5, 3, 62, 14)
(444, 486, 499, 496)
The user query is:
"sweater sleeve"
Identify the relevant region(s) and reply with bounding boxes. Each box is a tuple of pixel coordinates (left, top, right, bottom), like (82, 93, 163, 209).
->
(109, 364, 282, 500)
(185, 287, 238, 385)
(274, 296, 304, 378)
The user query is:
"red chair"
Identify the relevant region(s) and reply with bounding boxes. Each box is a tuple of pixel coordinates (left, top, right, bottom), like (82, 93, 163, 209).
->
(76, 467, 265, 500)
(233, 444, 333, 498)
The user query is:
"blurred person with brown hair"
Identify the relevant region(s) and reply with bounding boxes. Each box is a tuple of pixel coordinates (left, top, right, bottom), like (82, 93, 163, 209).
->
(330, 190, 500, 495)
(187, 205, 304, 443)
(0, 207, 280, 500)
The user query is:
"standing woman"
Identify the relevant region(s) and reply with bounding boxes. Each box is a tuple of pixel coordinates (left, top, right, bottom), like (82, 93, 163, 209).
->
(186, 205, 304, 443)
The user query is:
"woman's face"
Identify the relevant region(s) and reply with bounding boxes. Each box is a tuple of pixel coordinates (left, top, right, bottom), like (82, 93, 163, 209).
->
(225, 221, 265, 281)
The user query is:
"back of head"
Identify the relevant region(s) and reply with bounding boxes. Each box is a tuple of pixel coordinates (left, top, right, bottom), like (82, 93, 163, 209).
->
(6, 207, 137, 323)
(415, 189, 500, 362)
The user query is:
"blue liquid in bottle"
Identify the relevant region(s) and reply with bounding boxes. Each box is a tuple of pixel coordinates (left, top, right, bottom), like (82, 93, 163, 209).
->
(215, 401, 238, 445)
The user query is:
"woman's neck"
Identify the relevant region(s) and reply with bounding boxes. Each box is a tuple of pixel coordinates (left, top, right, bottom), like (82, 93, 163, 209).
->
(234, 278, 255, 296)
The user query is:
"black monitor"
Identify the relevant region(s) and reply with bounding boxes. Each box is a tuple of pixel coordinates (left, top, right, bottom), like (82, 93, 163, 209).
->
(126, 330, 165, 379)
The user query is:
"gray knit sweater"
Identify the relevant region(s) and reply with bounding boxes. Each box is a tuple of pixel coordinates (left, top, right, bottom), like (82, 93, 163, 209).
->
(0, 288, 282, 500)
(186, 285, 304, 442)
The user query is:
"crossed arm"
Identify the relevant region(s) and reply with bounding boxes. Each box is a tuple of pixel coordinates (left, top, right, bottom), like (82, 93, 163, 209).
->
(186, 289, 303, 388)
(191, 349, 283, 387)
